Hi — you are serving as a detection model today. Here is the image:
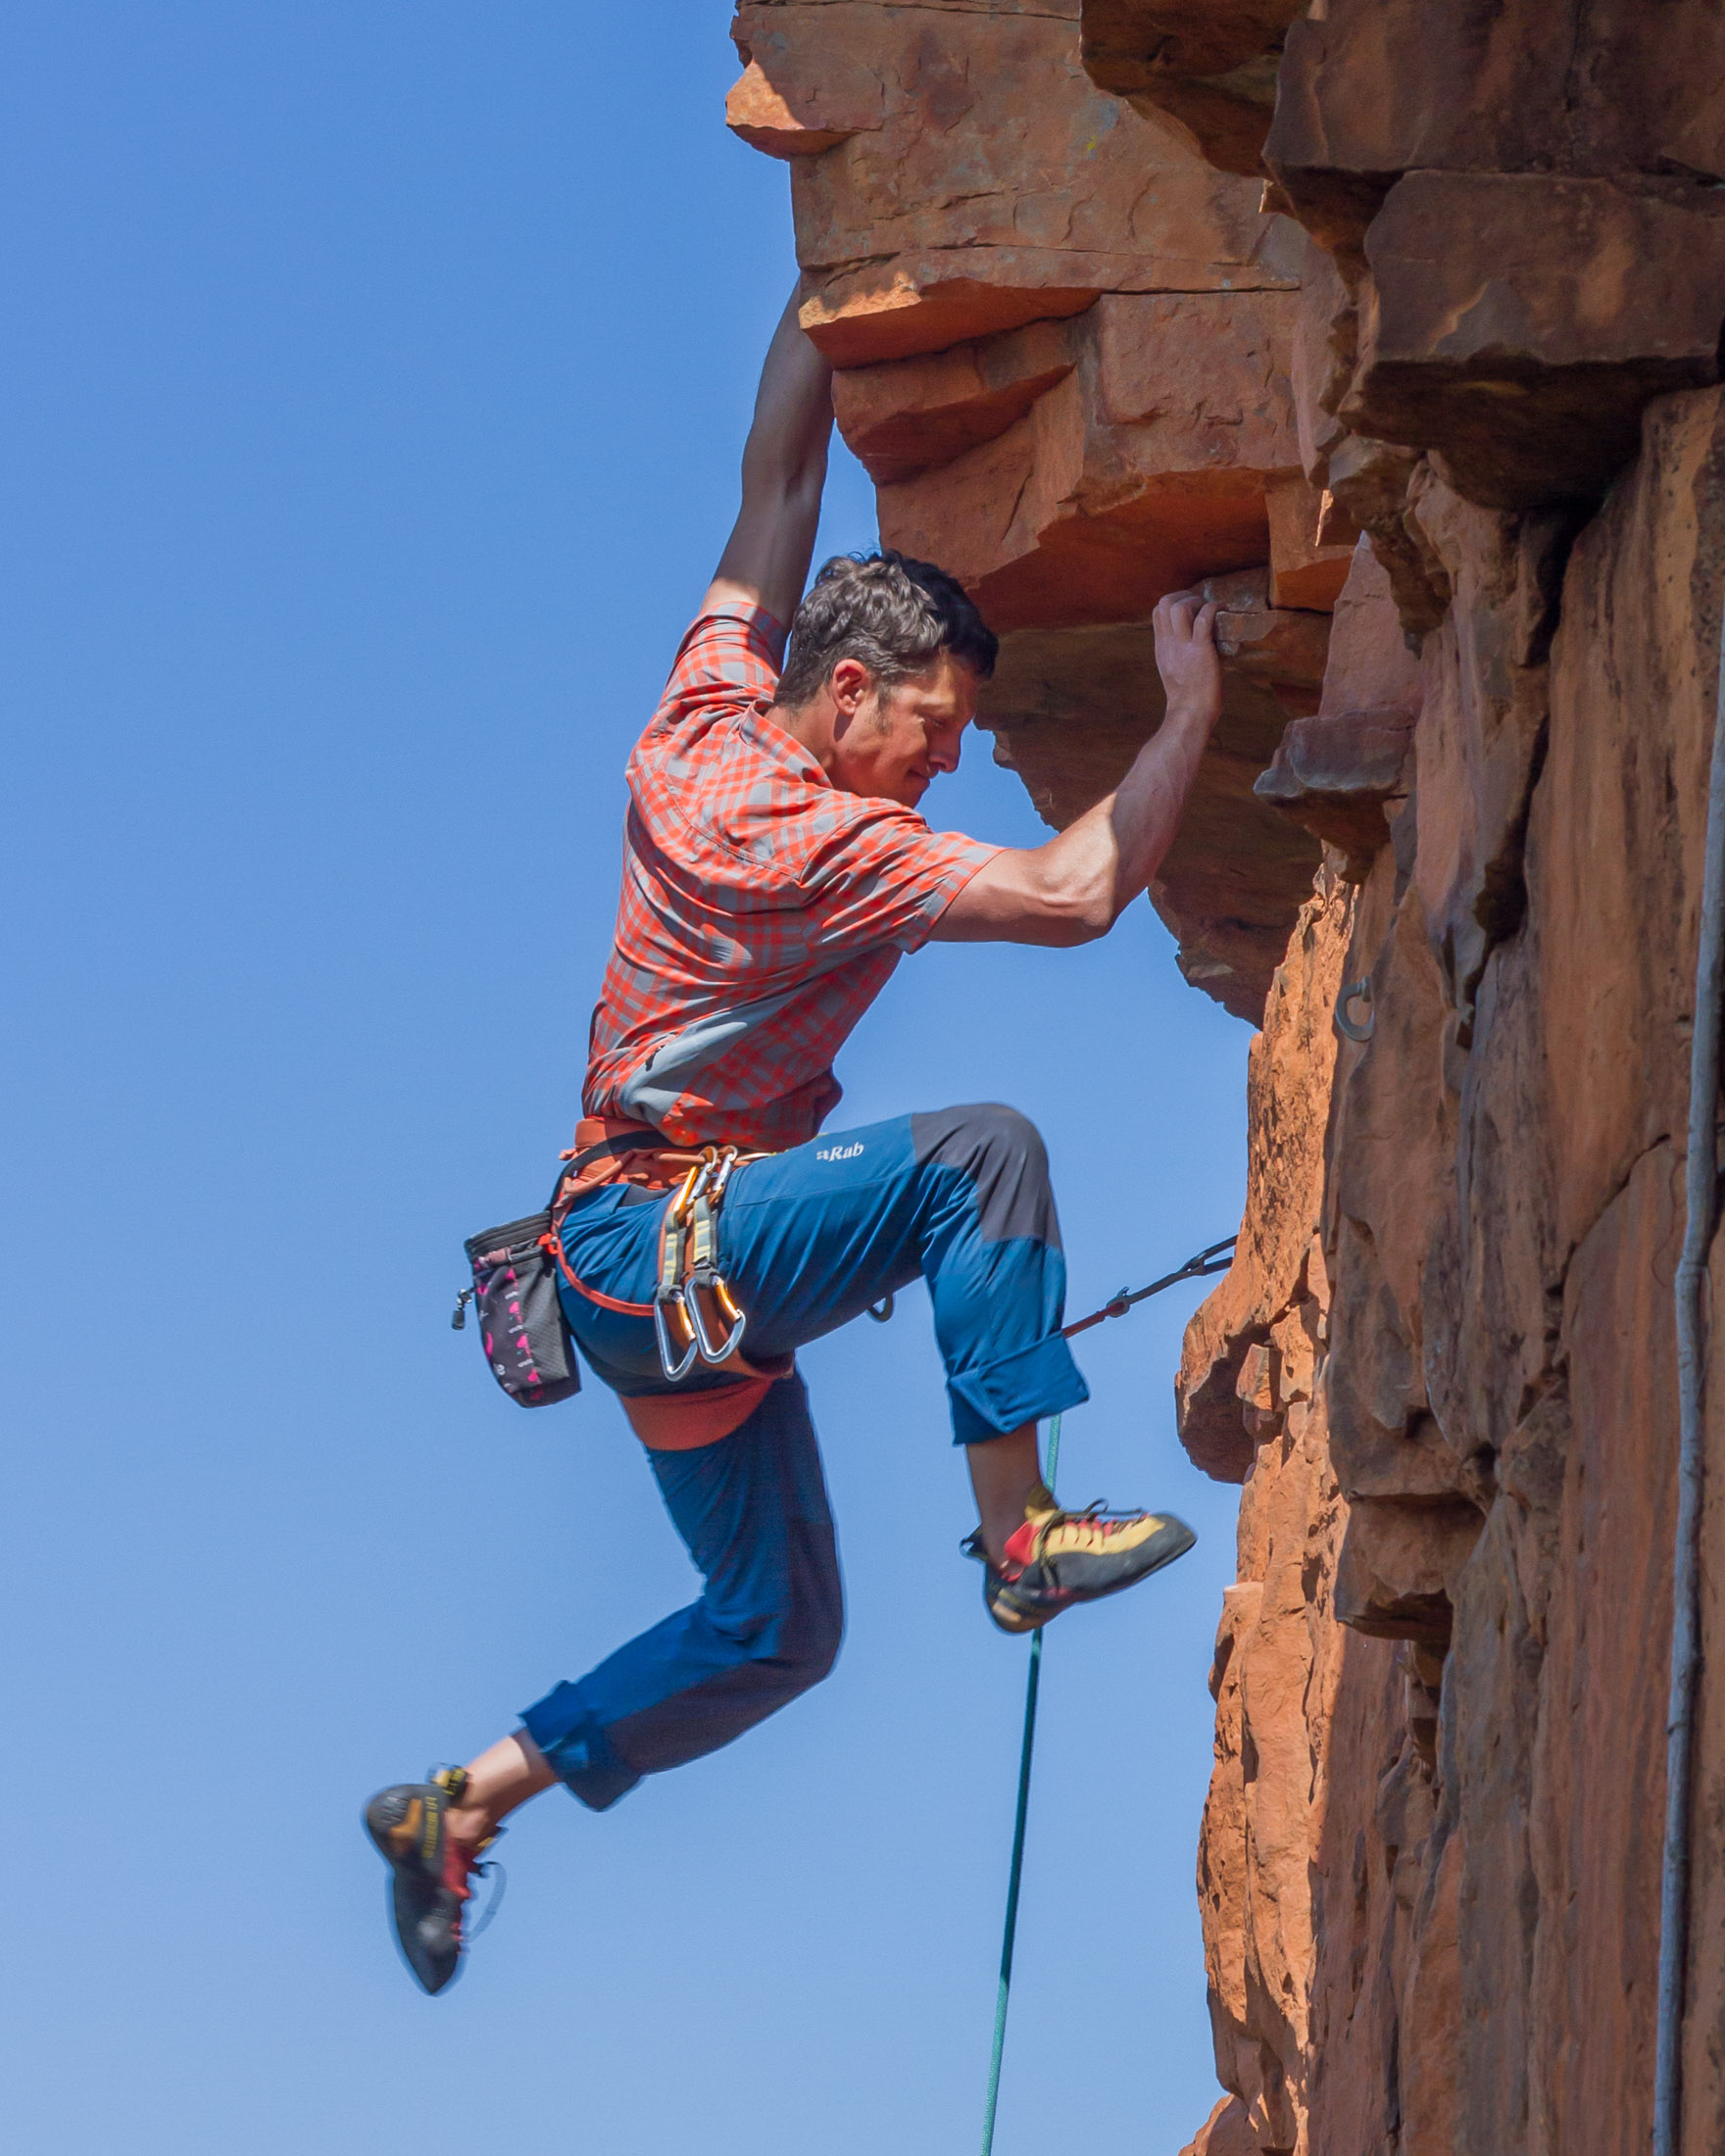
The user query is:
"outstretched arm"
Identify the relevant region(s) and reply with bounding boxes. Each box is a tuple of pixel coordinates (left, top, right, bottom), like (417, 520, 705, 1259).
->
(932, 592, 1224, 947)
(702, 287, 834, 638)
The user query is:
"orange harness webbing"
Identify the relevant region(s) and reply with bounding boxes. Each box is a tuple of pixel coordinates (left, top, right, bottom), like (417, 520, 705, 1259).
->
(547, 1119, 786, 1449)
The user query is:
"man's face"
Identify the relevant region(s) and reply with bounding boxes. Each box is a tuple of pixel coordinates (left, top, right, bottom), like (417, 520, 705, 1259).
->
(829, 653, 978, 809)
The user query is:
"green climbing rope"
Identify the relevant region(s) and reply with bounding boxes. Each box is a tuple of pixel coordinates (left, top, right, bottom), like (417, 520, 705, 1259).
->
(978, 1410, 1063, 2156)
(977, 1235, 1236, 2156)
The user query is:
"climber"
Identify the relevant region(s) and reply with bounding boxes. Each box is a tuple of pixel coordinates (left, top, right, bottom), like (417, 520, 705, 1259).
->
(366, 287, 1225, 1993)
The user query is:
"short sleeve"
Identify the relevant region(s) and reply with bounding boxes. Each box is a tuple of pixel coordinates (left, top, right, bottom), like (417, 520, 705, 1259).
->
(646, 605, 786, 742)
(793, 798, 1001, 956)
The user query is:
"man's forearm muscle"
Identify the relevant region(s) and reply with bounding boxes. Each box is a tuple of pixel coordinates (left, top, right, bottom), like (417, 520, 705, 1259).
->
(704, 289, 835, 638)
(934, 591, 1223, 947)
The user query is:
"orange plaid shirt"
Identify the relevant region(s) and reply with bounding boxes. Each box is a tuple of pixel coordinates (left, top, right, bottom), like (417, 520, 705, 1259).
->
(583, 604, 997, 1152)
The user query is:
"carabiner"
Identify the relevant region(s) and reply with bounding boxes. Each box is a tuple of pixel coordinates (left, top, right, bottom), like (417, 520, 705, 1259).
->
(684, 1268, 748, 1364)
(707, 1146, 742, 1205)
(668, 1158, 706, 1225)
(654, 1288, 701, 1382)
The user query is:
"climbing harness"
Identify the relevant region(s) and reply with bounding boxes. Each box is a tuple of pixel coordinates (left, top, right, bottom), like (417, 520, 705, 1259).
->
(978, 1230, 1236, 2156)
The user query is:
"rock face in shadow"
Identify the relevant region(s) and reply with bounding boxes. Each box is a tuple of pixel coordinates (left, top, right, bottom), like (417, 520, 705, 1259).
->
(978, 607, 1322, 1017)
(1254, 536, 1420, 876)
(1178, 2093, 1262, 2156)
(727, 11, 1725, 2154)
(1080, 0, 1306, 178)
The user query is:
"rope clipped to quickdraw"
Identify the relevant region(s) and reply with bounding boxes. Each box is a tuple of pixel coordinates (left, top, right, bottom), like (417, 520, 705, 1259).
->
(1059, 1236, 1237, 1340)
(978, 1231, 1236, 2156)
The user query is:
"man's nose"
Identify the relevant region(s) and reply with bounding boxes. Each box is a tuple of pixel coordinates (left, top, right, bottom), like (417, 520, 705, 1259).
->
(929, 725, 964, 774)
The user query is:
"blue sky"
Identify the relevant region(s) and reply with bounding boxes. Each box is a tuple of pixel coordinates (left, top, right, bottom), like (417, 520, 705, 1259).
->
(3, 8, 1251, 2151)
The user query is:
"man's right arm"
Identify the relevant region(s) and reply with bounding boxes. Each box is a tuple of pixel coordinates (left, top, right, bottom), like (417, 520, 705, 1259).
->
(932, 591, 1224, 948)
(702, 289, 834, 641)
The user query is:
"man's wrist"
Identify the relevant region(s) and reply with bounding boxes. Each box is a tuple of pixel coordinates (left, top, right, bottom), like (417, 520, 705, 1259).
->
(1162, 696, 1221, 737)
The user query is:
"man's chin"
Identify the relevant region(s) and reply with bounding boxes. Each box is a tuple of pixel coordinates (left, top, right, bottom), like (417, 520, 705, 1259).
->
(844, 769, 927, 809)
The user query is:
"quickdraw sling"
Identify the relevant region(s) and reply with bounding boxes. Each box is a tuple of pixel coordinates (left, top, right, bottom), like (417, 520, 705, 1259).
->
(650, 1145, 766, 1382)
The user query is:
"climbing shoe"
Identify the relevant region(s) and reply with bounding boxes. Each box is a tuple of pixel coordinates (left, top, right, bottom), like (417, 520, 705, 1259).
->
(962, 1490, 1196, 1635)
(363, 1765, 502, 1994)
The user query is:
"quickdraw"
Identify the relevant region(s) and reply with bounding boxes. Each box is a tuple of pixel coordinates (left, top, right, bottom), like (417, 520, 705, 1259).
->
(653, 1146, 761, 1383)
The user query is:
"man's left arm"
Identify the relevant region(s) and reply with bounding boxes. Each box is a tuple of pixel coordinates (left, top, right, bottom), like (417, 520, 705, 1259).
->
(703, 288, 834, 641)
(930, 592, 1224, 947)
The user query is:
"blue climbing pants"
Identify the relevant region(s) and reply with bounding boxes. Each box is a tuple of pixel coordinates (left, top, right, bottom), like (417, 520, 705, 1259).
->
(518, 1103, 1088, 1810)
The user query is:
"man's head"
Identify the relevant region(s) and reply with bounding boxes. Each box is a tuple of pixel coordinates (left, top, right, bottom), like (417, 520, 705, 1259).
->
(772, 551, 998, 808)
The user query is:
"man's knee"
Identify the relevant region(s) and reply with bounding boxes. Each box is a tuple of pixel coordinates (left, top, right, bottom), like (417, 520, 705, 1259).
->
(772, 1534, 844, 1694)
(715, 1595, 840, 1721)
(706, 1530, 843, 1697)
(779, 1597, 842, 1695)
(911, 1102, 1058, 1246)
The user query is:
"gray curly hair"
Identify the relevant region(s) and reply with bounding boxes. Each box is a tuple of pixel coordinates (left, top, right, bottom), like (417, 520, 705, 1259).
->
(775, 549, 998, 709)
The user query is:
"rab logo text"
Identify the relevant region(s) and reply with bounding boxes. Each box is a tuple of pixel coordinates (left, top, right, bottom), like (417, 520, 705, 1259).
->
(815, 1142, 863, 1162)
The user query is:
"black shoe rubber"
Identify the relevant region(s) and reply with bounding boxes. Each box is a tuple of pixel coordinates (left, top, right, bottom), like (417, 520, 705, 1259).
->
(963, 1512, 1197, 1636)
(364, 1777, 468, 1995)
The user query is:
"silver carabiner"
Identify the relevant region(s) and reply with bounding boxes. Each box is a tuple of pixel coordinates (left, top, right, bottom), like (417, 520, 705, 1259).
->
(707, 1146, 741, 1205)
(654, 1289, 701, 1383)
(685, 1271, 748, 1364)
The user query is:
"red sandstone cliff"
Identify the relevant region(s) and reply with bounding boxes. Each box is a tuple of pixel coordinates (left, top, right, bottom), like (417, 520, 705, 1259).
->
(728, 7, 1725, 2149)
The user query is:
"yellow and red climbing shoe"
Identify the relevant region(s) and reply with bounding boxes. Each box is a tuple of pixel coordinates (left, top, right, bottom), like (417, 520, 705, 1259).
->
(963, 1491, 1196, 1635)
(364, 1766, 501, 1994)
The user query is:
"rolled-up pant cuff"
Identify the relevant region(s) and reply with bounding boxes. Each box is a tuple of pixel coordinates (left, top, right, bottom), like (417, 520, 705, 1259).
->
(518, 1687, 640, 1812)
(947, 1332, 1090, 1446)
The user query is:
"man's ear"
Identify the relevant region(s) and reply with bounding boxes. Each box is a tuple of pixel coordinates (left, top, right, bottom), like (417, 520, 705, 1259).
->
(828, 657, 874, 719)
